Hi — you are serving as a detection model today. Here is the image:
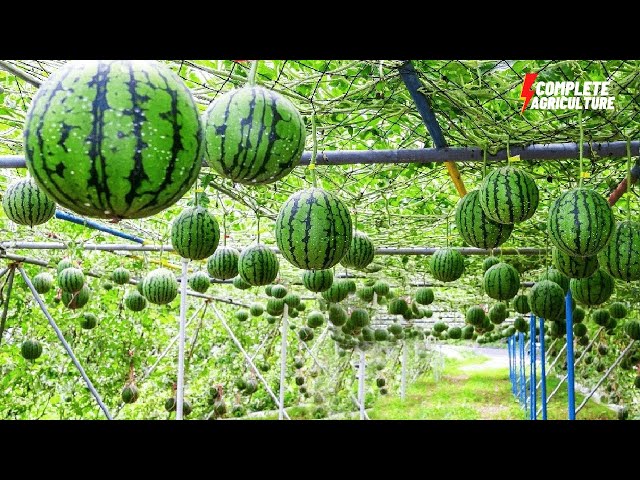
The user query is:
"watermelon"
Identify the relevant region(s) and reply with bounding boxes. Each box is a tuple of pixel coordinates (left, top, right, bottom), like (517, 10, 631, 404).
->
(552, 247, 599, 279)
(514, 316, 528, 333)
(21, 339, 42, 360)
(570, 269, 614, 306)
(539, 268, 569, 294)
(232, 275, 252, 290)
(275, 188, 352, 270)
(249, 303, 264, 317)
(265, 315, 277, 325)
(483, 262, 520, 300)
(283, 293, 301, 309)
(62, 285, 90, 309)
(111, 267, 130, 285)
(121, 384, 139, 404)
(462, 325, 475, 339)
(448, 327, 462, 340)
(388, 323, 403, 336)
(415, 287, 434, 305)
(321, 280, 350, 303)
(80, 312, 98, 330)
(124, 290, 147, 312)
(433, 322, 448, 333)
(340, 231, 375, 270)
(548, 188, 615, 257)
(482, 256, 500, 272)
(289, 309, 299, 318)
(143, 268, 178, 305)
(349, 309, 370, 328)
(202, 86, 306, 185)
(361, 326, 375, 342)
(32, 272, 54, 294)
(455, 190, 514, 248)
(529, 280, 565, 321)
(430, 248, 465, 282)
(270, 285, 287, 298)
(2, 177, 55, 227)
(238, 244, 279, 286)
(328, 305, 348, 326)
(356, 286, 375, 302)
(307, 311, 325, 329)
(599, 221, 640, 282)
(296, 302, 306, 312)
(466, 306, 486, 326)
(207, 247, 240, 280)
(187, 271, 210, 293)
(624, 320, 640, 340)
(344, 279, 357, 295)
(266, 298, 285, 316)
(302, 269, 333, 292)
(235, 310, 249, 322)
(513, 294, 530, 314)
(592, 309, 611, 327)
(171, 206, 220, 260)
(489, 303, 507, 324)
(609, 302, 628, 319)
(58, 267, 85, 293)
(56, 259, 74, 274)
(298, 327, 314, 342)
(388, 298, 409, 315)
(372, 281, 390, 297)
(573, 306, 586, 323)
(24, 60, 203, 220)
(136, 279, 145, 295)
(374, 329, 389, 341)
(479, 166, 539, 224)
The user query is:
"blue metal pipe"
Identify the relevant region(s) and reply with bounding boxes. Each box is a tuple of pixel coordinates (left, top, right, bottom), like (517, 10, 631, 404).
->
(509, 336, 514, 394)
(55, 210, 145, 244)
(565, 290, 576, 420)
(511, 335, 517, 396)
(539, 317, 547, 420)
(519, 332, 526, 408)
(529, 314, 537, 420)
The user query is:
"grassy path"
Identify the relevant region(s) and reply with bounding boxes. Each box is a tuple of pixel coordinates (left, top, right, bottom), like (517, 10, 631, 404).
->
(369, 352, 617, 420)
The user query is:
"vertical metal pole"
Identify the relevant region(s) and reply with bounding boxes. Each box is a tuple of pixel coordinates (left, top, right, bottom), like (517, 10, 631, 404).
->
(18, 267, 113, 420)
(510, 336, 516, 395)
(565, 289, 576, 420)
(539, 317, 547, 420)
(529, 314, 537, 420)
(279, 304, 289, 420)
(401, 342, 407, 400)
(0, 267, 16, 346)
(176, 258, 188, 420)
(519, 332, 526, 407)
(507, 336, 512, 391)
(358, 348, 366, 420)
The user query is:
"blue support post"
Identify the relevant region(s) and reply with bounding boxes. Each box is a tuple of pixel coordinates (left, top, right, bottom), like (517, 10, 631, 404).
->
(565, 289, 576, 420)
(519, 332, 526, 409)
(529, 314, 537, 420)
(511, 335, 518, 396)
(55, 210, 145, 244)
(539, 317, 547, 420)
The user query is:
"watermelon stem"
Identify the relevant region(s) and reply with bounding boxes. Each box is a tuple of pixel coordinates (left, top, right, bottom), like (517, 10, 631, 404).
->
(248, 60, 259, 86)
(256, 214, 261, 244)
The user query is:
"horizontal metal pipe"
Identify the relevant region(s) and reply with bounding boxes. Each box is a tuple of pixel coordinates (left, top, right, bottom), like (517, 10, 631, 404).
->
(1, 141, 637, 170)
(55, 211, 145, 244)
(0, 241, 547, 256)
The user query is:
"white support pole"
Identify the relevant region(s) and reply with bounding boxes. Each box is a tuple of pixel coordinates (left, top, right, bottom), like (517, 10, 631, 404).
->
(372, 291, 378, 307)
(176, 258, 189, 420)
(358, 348, 366, 420)
(401, 342, 408, 400)
(279, 304, 289, 421)
(210, 304, 291, 419)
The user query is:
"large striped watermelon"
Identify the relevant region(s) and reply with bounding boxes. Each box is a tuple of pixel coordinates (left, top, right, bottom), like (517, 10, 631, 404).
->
(482, 256, 500, 272)
(321, 280, 350, 303)
(202, 86, 306, 185)
(24, 60, 203, 220)
(2, 178, 55, 227)
(171, 206, 220, 260)
(548, 188, 614, 257)
(478, 166, 539, 224)
(538, 268, 569, 294)
(238, 244, 279, 286)
(570, 268, 615, 306)
(513, 294, 530, 314)
(188, 271, 210, 293)
(275, 188, 352, 270)
(232, 275, 252, 290)
(207, 247, 239, 280)
(124, 290, 147, 312)
(529, 280, 565, 321)
(21, 339, 43, 360)
(483, 262, 520, 300)
(430, 248, 465, 282)
(340, 231, 375, 270)
(455, 190, 513, 249)
(57, 258, 74, 274)
(143, 268, 178, 305)
(58, 267, 85, 293)
(599, 221, 640, 282)
(32, 272, 54, 294)
(111, 267, 130, 285)
(415, 287, 434, 305)
(62, 284, 90, 309)
(466, 306, 486, 326)
(552, 247, 599, 279)
(302, 269, 333, 292)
